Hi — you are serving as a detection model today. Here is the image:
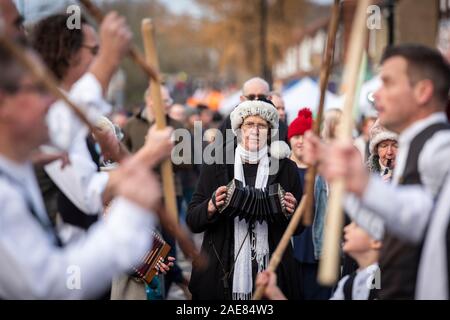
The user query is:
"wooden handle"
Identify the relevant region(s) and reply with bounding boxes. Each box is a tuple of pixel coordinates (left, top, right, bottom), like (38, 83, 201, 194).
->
(318, 0, 372, 286)
(253, 2, 342, 298)
(317, 179, 345, 285)
(141, 18, 178, 223)
(79, 0, 159, 81)
(141, 19, 167, 128)
(302, 0, 340, 227)
(252, 197, 306, 300)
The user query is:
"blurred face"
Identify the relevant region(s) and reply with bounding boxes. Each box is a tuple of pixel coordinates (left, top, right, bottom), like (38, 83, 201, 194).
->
(289, 134, 305, 161)
(376, 139, 398, 168)
(342, 222, 373, 255)
(71, 24, 99, 82)
(241, 79, 270, 102)
(200, 109, 213, 126)
(188, 114, 200, 126)
(146, 86, 173, 115)
(169, 104, 186, 123)
(374, 57, 419, 133)
(240, 115, 269, 152)
(272, 95, 286, 123)
(0, 75, 55, 151)
(0, 0, 25, 40)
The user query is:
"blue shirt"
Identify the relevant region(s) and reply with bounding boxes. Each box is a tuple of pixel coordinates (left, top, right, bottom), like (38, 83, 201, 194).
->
(292, 167, 317, 264)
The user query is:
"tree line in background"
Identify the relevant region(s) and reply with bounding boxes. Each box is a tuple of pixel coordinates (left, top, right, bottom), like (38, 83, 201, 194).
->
(100, 0, 329, 109)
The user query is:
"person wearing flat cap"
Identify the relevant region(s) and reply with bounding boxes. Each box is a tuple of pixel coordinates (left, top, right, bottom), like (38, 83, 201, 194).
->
(187, 99, 303, 300)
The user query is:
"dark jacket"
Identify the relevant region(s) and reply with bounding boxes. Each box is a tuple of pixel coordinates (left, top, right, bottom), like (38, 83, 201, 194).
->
(122, 110, 187, 196)
(123, 109, 184, 153)
(186, 156, 303, 300)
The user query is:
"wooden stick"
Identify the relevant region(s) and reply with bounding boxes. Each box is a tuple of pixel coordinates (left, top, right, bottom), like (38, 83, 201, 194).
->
(253, 197, 307, 300)
(141, 18, 178, 223)
(79, 0, 159, 82)
(318, 0, 372, 286)
(302, 0, 341, 226)
(136, 18, 203, 264)
(252, 1, 341, 300)
(141, 19, 167, 129)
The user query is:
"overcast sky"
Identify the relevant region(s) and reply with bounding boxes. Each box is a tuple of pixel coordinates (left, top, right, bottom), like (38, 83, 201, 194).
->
(160, 0, 333, 17)
(15, 0, 334, 22)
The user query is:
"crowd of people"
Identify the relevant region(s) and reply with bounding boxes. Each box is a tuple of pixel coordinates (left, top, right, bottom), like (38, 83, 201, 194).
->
(1, 0, 450, 301)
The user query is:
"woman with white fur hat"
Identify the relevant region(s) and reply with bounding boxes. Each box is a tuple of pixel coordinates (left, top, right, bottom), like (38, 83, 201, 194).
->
(367, 119, 398, 181)
(187, 99, 303, 300)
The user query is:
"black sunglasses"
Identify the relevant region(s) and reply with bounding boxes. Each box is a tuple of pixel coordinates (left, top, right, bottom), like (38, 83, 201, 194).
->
(244, 94, 268, 101)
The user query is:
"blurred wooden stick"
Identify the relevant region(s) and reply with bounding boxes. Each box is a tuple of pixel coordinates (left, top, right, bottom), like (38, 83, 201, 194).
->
(318, 0, 372, 286)
(141, 18, 178, 223)
(141, 19, 205, 268)
(302, 0, 341, 226)
(253, 0, 341, 300)
(79, 0, 159, 81)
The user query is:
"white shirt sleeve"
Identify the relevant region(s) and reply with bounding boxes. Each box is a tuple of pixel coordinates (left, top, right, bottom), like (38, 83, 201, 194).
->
(0, 184, 156, 299)
(44, 133, 108, 214)
(418, 130, 450, 196)
(358, 176, 433, 243)
(47, 73, 112, 151)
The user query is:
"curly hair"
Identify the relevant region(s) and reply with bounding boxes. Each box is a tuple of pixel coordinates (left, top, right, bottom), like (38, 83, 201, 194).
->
(367, 154, 381, 174)
(31, 14, 89, 81)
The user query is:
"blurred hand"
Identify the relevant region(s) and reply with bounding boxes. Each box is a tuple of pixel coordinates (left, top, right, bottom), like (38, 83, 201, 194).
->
(144, 125, 174, 164)
(321, 141, 369, 197)
(98, 12, 132, 67)
(155, 256, 176, 275)
(93, 127, 121, 162)
(207, 186, 227, 218)
(31, 151, 70, 169)
(303, 131, 327, 167)
(127, 125, 173, 169)
(116, 161, 162, 210)
(255, 271, 287, 300)
(382, 170, 393, 182)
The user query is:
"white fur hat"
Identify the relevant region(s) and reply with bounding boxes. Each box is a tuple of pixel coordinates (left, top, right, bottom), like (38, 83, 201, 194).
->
(269, 140, 291, 159)
(369, 120, 398, 155)
(230, 100, 279, 135)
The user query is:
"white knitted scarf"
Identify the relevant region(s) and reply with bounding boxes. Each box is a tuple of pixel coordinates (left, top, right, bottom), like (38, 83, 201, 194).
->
(232, 144, 269, 300)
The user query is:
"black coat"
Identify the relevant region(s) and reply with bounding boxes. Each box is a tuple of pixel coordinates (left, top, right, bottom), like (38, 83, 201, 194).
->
(187, 156, 303, 300)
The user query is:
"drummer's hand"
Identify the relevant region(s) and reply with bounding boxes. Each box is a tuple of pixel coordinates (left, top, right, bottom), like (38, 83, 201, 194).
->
(207, 186, 227, 218)
(284, 192, 297, 214)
